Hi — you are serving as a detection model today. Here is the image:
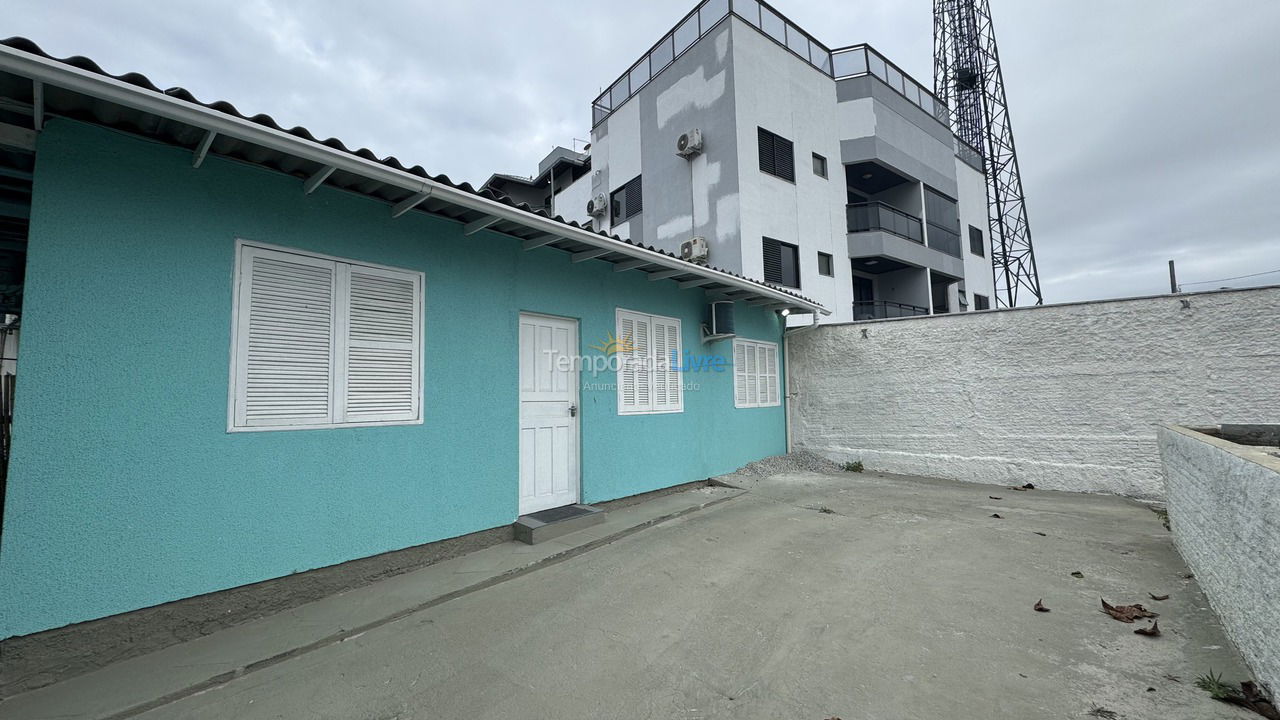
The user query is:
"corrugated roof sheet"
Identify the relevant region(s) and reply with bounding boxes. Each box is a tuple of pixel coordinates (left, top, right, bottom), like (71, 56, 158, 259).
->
(0, 37, 821, 311)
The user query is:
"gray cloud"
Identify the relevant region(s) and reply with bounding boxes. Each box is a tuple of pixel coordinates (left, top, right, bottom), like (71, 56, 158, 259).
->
(6, 0, 1278, 302)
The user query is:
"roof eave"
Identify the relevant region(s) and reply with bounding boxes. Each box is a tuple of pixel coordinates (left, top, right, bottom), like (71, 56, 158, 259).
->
(0, 43, 828, 316)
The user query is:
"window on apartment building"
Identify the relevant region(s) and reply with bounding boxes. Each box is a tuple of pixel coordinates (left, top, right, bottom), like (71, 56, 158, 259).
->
(758, 127, 795, 182)
(924, 187, 962, 255)
(969, 225, 985, 256)
(762, 237, 800, 288)
(229, 242, 423, 431)
(610, 175, 643, 225)
(733, 339, 780, 408)
(616, 308, 683, 415)
(817, 252, 834, 277)
(974, 294, 990, 311)
(812, 153, 828, 179)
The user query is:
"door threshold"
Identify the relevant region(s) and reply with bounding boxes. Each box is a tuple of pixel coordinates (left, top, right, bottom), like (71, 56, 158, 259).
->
(514, 504, 605, 545)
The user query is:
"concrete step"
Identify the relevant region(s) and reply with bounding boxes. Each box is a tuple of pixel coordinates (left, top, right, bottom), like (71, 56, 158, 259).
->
(514, 504, 606, 545)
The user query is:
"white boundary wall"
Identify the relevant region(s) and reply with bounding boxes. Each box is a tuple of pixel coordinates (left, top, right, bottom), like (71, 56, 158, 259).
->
(787, 286, 1280, 500)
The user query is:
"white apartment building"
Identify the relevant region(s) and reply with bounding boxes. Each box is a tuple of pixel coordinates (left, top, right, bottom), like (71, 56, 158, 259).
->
(484, 0, 996, 324)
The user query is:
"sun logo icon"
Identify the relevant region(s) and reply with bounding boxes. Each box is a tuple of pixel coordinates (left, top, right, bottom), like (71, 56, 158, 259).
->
(589, 332, 635, 355)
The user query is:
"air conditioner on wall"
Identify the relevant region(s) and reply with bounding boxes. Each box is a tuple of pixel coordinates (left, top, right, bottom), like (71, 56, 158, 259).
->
(676, 128, 704, 158)
(680, 236, 709, 264)
(586, 193, 608, 218)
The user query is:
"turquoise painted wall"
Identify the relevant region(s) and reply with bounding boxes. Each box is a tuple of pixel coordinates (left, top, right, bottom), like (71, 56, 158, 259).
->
(0, 120, 788, 638)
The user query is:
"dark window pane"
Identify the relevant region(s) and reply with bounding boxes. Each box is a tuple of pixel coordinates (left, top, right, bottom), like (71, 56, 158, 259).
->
(763, 237, 799, 288)
(969, 225, 985, 256)
(812, 153, 827, 178)
(611, 175, 643, 225)
(974, 294, 990, 311)
(818, 252, 833, 276)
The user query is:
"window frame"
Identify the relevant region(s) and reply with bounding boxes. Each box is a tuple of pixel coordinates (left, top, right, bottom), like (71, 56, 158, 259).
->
(812, 152, 828, 179)
(757, 127, 795, 182)
(762, 237, 801, 289)
(227, 239, 425, 433)
(615, 307, 684, 416)
(733, 338, 781, 409)
(610, 175, 643, 226)
(817, 251, 834, 277)
(968, 224, 985, 256)
(974, 294, 990, 311)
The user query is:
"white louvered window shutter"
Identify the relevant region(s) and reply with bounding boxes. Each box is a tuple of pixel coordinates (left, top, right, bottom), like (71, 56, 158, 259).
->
(231, 242, 424, 431)
(734, 341, 748, 407)
(652, 316, 683, 413)
(732, 339, 780, 409)
(616, 309, 681, 415)
(234, 246, 337, 428)
(340, 266, 422, 423)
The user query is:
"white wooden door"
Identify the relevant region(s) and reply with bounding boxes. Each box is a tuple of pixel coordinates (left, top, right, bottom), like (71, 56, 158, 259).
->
(518, 313, 580, 515)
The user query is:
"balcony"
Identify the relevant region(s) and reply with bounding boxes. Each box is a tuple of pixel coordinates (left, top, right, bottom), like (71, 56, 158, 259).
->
(852, 300, 930, 320)
(846, 202, 923, 244)
(927, 226, 962, 258)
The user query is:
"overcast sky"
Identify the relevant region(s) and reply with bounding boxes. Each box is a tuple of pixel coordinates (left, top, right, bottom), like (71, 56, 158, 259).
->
(6, 1, 1279, 303)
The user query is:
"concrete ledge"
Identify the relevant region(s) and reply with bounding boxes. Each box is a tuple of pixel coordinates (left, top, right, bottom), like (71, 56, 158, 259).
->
(1160, 424, 1280, 695)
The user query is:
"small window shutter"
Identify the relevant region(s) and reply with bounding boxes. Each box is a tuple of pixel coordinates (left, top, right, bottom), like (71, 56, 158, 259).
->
(234, 246, 337, 427)
(744, 343, 758, 404)
(762, 237, 783, 284)
(341, 266, 421, 422)
(774, 135, 795, 181)
(651, 317, 682, 412)
(733, 341, 748, 406)
(765, 344, 779, 405)
(626, 176, 643, 216)
(758, 128, 775, 176)
(617, 310, 651, 413)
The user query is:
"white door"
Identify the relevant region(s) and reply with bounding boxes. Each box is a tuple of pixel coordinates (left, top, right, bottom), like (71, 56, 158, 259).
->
(518, 313, 580, 515)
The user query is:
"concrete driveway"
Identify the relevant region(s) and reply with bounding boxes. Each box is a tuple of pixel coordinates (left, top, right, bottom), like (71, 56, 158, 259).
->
(134, 471, 1251, 720)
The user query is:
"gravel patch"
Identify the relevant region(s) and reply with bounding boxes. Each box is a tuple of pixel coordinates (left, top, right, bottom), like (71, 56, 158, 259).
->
(712, 451, 845, 488)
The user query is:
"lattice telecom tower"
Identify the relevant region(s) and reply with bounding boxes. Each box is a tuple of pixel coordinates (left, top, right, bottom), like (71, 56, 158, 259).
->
(933, 0, 1043, 307)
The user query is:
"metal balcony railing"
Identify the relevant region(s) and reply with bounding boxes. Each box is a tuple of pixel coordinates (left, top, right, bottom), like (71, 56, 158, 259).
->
(847, 202, 924, 244)
(852, 300, 930, 320)
(927, 226, 963, 258)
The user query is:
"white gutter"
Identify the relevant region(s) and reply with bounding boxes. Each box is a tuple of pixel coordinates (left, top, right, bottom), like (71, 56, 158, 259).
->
(0, 44, 828, 316)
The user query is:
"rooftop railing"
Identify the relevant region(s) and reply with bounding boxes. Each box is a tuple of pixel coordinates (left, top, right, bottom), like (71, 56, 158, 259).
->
(591, 0, 949, 128)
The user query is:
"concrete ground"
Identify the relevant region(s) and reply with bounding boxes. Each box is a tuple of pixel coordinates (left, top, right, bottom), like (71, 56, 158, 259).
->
(10, 472, 1258, 719)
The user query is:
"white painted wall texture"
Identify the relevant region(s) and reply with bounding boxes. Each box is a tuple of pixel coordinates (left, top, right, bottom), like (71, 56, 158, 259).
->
(1159, 425, 1280, 694)
(787, 286, 1280, 500)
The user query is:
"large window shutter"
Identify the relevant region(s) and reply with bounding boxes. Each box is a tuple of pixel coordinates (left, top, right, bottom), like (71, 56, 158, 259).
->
(341, 267, 421, 422)
(651, 317, 682, 413)
(616, 309, 681, 414)
(733, 339, 781, 409)
(231, 243, 424, 431)
(235, 247, 337, 427)
(762, 237, 783, 284)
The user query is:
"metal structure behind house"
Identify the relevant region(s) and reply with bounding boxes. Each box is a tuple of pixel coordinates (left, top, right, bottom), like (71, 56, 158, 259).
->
(933, 0, 1043, 307)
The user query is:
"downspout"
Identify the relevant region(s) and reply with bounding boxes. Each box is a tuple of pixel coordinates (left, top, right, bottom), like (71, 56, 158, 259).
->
(782, 313, 822, 453)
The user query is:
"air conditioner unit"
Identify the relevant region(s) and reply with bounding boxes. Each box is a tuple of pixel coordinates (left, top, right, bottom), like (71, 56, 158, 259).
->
(680, 236, 709, 264)
(586, 193, 608, 218)
(676, 128, 704, 158)
(702, 300, 736, 342)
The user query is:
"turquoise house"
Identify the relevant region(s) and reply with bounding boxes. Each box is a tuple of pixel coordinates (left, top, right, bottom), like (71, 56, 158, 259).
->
(0, 38, 825, 649)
